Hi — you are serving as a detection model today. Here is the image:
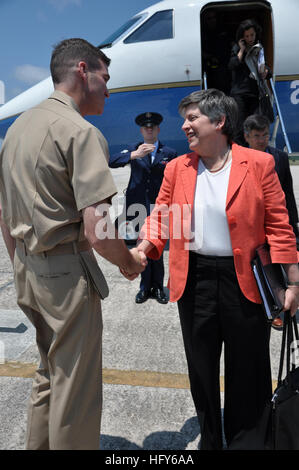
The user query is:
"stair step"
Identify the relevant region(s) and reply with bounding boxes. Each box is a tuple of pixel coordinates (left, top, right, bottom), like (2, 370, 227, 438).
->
(288, 152, 299, 160)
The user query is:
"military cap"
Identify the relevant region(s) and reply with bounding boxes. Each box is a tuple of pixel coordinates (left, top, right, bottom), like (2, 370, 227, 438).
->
(135, 112, 163, 127)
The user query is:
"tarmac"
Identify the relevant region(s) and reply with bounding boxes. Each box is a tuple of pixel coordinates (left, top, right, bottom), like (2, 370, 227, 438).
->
(1, 164, 299, 451)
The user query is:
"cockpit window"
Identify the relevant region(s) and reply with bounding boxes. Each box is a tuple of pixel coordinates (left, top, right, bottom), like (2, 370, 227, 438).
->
(124, 10, 174, 44)
(99, 14, 146, 46)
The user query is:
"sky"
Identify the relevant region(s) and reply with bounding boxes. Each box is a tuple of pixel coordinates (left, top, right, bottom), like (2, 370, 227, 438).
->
(0, 0, 159, 103)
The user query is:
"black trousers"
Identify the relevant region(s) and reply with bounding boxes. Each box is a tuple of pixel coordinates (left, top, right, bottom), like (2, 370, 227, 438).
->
(232, 94, 259, 146)
(177, 252, 272, 450)
(140, 254, 164, 292)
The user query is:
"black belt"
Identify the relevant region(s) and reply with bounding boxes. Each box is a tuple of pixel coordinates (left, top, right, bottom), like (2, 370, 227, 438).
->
(190, 251, 233, 260)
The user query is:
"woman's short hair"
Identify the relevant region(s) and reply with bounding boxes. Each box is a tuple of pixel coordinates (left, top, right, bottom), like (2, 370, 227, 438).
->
(50, 38, 110, 85)
(236, 18, 262, 43)
(178, 89, 239, 143)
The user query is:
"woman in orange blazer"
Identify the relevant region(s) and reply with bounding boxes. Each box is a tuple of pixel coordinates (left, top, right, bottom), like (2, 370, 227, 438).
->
(135, 89, 299, 450)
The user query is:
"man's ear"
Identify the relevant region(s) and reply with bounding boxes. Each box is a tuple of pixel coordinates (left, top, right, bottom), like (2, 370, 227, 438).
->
(78, 61, 88, 80)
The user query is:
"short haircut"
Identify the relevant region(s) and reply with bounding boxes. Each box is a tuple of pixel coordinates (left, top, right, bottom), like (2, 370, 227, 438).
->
(178, 88, 238, 143)
(50, 38, 111, 84)
(243, 114, 270, 134)
(236, 18, 262, 43)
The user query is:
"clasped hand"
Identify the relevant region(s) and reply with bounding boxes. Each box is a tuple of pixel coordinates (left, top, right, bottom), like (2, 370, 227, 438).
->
(119, 247, 147, 281)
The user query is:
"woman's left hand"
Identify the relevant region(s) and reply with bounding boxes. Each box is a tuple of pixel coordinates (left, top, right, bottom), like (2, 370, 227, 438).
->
(283, 286, 299, 317)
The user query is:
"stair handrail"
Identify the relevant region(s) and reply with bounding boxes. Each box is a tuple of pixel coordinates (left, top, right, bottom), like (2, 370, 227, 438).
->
(269, 78, 292, 154)
(203, 71, 208, 90)
(268, 114, 280, 147)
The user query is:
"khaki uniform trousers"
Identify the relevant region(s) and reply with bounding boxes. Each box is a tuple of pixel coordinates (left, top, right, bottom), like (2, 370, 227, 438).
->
(14, 244, 103, 450)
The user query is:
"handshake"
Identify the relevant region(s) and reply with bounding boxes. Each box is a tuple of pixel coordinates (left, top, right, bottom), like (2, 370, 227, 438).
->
(119, 246, 148, 281)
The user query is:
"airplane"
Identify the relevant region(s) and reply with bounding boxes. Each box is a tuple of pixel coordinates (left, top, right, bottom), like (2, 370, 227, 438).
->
(0, 81, 4, 106)
(0, 0, 298, 157)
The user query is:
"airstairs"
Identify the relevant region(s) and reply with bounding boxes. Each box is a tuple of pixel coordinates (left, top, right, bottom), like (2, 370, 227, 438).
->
(269, 78, 299, 161)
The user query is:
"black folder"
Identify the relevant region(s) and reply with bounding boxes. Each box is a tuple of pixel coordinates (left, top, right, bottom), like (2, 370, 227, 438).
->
(252, 244, 287, 321)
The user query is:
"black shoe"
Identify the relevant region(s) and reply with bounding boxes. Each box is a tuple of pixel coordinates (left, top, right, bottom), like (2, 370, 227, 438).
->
(135, 289, 150, 304)
(151, 287, 168, 304)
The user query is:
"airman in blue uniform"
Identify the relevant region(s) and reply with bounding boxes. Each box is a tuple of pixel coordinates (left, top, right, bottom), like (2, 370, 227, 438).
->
(109, 112, 177, 303)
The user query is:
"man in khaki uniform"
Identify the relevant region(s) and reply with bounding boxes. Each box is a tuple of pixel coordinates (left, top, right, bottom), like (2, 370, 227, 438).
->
(0, 38, 146, 450)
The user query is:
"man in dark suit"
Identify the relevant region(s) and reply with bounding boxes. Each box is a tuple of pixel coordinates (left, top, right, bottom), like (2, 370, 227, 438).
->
(109, 112, 177, 304)
(244, 114, 299, 329)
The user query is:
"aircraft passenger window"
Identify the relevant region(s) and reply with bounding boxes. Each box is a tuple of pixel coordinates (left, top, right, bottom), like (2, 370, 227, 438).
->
(124, 10, 173, 43)
(99, 14, 145, 46)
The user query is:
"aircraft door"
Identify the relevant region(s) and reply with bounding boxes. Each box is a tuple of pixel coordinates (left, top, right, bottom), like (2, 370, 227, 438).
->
(200, 8, 231, 93)
(200, 2, 274, 95)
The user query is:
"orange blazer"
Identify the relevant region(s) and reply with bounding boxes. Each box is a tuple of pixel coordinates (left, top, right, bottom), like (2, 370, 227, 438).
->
(139, 143, 298, 303)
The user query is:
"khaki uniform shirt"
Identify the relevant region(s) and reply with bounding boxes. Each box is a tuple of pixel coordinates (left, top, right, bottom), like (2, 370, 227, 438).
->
(0, 90, 117, 253)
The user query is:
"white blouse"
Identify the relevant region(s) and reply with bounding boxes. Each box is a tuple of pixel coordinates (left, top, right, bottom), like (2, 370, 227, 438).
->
(190, 158, 233, 256)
